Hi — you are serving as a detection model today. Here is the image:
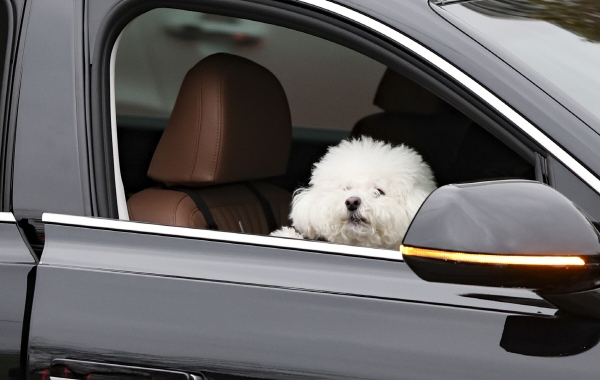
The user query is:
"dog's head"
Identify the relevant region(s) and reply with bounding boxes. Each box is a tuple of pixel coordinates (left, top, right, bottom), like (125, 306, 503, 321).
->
(290, 137, 436, 249)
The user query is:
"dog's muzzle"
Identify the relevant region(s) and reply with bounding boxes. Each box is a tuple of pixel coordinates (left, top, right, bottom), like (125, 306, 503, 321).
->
(345, 197, 361, 211)
(345, 197, 367, 224)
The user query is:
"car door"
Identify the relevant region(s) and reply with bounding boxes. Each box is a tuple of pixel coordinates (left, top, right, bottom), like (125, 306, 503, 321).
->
(32, 212, 599, 380)
(1, 0, 38, 379)
(21, 0, 600, 379)
(0, 213, 36, 380)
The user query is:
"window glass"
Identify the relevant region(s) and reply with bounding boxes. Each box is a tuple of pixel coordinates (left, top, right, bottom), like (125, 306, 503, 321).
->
(114, 8, 534, 251)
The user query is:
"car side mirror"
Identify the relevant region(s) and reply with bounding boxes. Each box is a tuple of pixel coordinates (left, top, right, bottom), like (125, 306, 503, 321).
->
(401, 180, 600, 310)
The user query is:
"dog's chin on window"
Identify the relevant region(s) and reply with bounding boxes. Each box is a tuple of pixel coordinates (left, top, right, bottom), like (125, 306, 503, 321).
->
(347, 213, 368, 227)
(341, 210, 372, 235)
(271, 137, 437, 250)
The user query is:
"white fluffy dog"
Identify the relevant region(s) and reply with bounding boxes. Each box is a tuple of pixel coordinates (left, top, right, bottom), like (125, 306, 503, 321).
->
(271, 137, 436, 250)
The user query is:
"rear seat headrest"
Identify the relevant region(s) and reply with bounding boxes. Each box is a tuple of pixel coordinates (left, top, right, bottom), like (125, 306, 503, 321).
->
(374, 68, 451, 114)
(148, 53, 292, 186)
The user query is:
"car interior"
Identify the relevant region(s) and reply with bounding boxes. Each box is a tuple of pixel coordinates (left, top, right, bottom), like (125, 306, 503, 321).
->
(126, 53, 293, 233)
(115, 8, 535, 240)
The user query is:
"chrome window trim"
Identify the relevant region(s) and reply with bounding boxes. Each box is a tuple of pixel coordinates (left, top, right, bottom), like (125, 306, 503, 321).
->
(296, 0, 600, 194)
(42, 213, 404, 261)
(110, 28, 129, 220)
(0, 212, 15, 223)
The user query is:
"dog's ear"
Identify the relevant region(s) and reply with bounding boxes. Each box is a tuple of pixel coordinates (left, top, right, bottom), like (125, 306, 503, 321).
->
(290, 188, 320, 239)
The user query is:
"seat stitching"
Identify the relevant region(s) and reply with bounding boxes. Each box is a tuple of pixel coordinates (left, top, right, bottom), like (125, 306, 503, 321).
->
(211, 65, 225, 181)
(190, 209, 207, 229)
(188, 75, 203, 182)
(173, 193, 189, 226)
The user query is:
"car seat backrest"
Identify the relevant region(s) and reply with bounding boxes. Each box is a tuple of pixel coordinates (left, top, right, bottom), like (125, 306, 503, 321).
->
(127, 53, 293, 234)
(352, 69, 471, 186)
(372, 68, 453, 115)
(148, 53, 291, 186)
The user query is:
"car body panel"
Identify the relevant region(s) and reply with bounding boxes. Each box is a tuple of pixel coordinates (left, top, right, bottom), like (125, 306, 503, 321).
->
(0, 0, 25, 212)
(0, 216, 36, 380)
(11, 0, 90, 220)
(3, 0, 600, 379)
(29, 218, 600, 379)
(433, 1, 600, 134)
(37, 219, 554, 315)
(0, 264, 31, 380)
(0, 214, 34, 264)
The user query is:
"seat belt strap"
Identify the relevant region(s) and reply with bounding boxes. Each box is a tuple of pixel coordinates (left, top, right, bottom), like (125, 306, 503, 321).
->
(245, 182, 278, 233)
(174, 187, 219, 230)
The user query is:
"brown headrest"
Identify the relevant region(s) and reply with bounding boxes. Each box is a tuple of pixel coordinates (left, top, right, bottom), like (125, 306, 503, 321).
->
(374, 69, 451, 114)
(148, 53, 292, 186)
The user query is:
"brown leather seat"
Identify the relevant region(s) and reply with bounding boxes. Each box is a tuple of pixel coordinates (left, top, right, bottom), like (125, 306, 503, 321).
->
(351, 68, 471, 185)
(127, 53, 293, 234)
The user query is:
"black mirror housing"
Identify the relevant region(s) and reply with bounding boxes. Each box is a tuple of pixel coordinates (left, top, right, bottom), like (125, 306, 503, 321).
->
(402, 180, 600, 293)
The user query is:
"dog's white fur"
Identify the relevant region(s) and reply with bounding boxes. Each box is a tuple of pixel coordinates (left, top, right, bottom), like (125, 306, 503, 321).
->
(271, 137, 436, 250)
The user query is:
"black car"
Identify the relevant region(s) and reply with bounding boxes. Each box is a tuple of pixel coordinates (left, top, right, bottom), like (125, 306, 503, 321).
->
(2, 0, 600, 379)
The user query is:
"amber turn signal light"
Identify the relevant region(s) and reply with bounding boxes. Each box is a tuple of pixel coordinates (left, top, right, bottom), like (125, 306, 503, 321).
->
(401, 245, 585, 266)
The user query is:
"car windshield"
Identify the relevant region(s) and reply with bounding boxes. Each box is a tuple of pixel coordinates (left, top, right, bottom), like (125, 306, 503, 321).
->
(439, 0, 600, 125)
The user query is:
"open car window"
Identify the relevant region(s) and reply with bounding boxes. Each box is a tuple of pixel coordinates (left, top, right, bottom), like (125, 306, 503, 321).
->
(112, 7, 536, 251)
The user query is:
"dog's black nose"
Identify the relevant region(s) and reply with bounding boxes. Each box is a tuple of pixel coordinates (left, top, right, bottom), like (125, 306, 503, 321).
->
(345, 197, 361, 211)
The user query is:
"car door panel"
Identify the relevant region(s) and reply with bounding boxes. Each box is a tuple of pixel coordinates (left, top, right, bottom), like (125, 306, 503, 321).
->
(0, 263, 33, 380)
(0, 214, 36, 380)
(0, 224, 34, 264)
(36, 217, 554, 314)
(28, 215, 600, 380)
(28, 266, 561, 380)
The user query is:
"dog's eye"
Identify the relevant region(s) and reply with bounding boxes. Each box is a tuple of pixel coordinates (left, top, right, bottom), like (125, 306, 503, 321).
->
(376, 188, 385, 196)
(344, 186, 352, 191)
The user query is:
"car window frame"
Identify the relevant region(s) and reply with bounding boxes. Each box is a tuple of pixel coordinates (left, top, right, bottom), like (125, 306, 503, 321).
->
(0, 0, 22, 213)
(86, 0, 591, 258)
